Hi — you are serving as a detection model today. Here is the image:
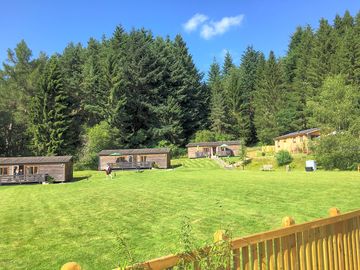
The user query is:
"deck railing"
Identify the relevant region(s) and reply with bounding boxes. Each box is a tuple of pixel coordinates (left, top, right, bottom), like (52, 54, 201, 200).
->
(0, 174, 47, 184)
(195, 152, 209, 158)
(120, 207, 360, 270)
(216, 150, 232, 157)
(109, 161, 153, 170)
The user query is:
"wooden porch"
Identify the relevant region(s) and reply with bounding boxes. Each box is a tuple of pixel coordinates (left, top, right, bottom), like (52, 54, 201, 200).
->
(108, 161, 153, 170)
(216, 150, 233, 157)
(195, 149, 233, 158)
(0, 174, 47, 185)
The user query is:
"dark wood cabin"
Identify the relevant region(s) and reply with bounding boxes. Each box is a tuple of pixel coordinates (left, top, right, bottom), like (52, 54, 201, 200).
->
(186, 141, 241, 158)
(98, 148, 171, 170)
(0, 156, 73, 184)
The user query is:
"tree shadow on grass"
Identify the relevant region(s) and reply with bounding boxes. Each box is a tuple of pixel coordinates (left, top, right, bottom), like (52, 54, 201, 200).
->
(71, 175, 91, 182)
(171, 164, 182, 169)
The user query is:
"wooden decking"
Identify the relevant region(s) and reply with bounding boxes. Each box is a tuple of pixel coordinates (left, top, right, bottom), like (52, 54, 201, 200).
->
(108, 161, 153, 170)
(123, 207, 360, 270)
(195, 150, 232, 158)
(0, 174, 47, 185)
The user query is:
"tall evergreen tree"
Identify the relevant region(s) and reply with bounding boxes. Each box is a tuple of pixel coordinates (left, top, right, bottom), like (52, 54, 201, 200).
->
(208, 59, 229, 134)
(254, 51, 288, 144)
(171, 35, 208, 141)
(236, 46, 261, 144)
(81, 38, 109, 126)
(31, 56, 75, 155)
(222, 51, 234, 77)
(292, 25, 315, 129)
(308, 19, 336, 88)
(0, 40, 40, 156)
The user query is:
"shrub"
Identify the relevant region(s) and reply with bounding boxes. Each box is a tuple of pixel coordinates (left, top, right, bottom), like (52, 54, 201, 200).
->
(275, 150, 293, 166)
(315, 132, 360, 170)
(157, 140, 186, 158)
(46, 176, 55, 184)
(192, 130, 234, 143)
(77, 121, 116, 169)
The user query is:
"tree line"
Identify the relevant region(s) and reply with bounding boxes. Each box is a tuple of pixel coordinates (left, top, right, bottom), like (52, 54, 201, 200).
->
(0, 27, 209, 160)
(0, 11, 359, 169)
(207, 10, 360, 146)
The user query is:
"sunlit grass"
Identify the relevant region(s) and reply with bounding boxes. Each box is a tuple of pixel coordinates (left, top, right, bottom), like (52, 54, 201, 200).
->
(0, 159, 359, 270)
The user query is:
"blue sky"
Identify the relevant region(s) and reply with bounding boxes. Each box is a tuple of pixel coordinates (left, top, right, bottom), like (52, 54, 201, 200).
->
(1, 0, 359, 74)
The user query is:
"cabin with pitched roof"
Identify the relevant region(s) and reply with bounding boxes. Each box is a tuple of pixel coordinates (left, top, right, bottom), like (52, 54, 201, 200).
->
(186, 141, 241, 158)
(98, 148, 171, 170)
(0, 156, 73, 184)
(274, 128, 320, 154)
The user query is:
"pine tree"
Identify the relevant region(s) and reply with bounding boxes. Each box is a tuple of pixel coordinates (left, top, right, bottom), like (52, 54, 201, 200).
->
(150, 36, 185, 145)
(308, 19, 336, 88)
(60, 42, 85, 151)
(353, 11, 360, 85)
(171, 35, 207, 141)
(208, 60, 230, 134)
(106, 25, 129, 145)
(236, 46, 261, 144)
(292, 25, 315, 129)
(0, 40, 39, 156)
(222, 51, 234, 77)
(81, 38, 109, 126)
(254, 51, 288, 144)
(31, 56, 75, 155)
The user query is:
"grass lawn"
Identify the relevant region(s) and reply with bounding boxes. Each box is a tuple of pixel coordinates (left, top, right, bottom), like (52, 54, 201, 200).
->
(1, 158, 359, 270)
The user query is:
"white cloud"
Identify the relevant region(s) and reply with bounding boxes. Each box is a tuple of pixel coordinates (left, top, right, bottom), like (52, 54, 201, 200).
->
(183, 13, 209, 32)
(200, 15, 244, 39)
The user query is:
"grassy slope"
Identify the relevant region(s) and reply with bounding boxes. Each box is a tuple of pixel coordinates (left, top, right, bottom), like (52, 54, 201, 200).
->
(221, 153, 314, 171)
(1, 158, 359, 270)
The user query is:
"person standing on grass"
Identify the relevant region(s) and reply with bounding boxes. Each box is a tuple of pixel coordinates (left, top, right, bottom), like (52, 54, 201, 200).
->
(105, 164, 113, 179)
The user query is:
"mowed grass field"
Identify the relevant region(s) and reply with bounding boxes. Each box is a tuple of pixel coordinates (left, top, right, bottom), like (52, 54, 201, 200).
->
(1, 158, 360, 270)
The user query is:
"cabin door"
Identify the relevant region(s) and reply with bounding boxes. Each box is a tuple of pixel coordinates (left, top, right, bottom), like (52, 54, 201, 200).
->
(212, 147, 216, 156)
(13, 165, 24, 176)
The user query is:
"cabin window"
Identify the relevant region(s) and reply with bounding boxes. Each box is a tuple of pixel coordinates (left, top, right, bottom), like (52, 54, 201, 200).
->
(116, 157, 126, 162)
(26, 166, 38, 175)
(292, 137, 296, 143)
(203, 148, 210, 153)
(0, 167, 9, 175)
(140, 156, 147, 162)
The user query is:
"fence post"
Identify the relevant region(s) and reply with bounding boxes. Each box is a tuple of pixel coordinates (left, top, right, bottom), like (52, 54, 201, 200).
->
(281, 217, 296, 270)
(329, 207, 340, 217)
(282, 216, 295, 227)
(214, 230, 229, 242)
(213, 230, 230, 270)
(60, 262, 81, 270)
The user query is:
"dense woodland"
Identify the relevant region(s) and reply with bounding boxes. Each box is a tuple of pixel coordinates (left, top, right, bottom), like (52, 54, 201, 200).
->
(0, 11, 359, 169)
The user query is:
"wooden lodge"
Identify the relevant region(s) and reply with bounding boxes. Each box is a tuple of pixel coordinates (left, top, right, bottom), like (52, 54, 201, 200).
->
(98, 148, 171, 170)
(0, 156, 73, 184)
(274, 128, 320, 154)
(186, 141, 241, 158)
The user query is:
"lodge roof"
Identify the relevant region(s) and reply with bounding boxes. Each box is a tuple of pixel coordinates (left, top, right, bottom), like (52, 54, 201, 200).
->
(98, 148, 171, 156)
(274, 128, 320, 140)
(0, 156, 73, 165)
(186, 140, 241, 147)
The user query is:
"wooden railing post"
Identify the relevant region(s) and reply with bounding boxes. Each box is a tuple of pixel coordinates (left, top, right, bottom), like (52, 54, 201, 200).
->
(214, 230, 228, 242)
(282, 216, 295, 227)
(213, 230, 230, 270)
(329, 207, 340, 217)
(60, 262, 81, 270)
(281, 216, 296, 270)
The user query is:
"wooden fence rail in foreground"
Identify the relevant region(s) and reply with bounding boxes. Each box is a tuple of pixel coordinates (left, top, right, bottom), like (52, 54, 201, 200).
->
(118, 207, 360, 270)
